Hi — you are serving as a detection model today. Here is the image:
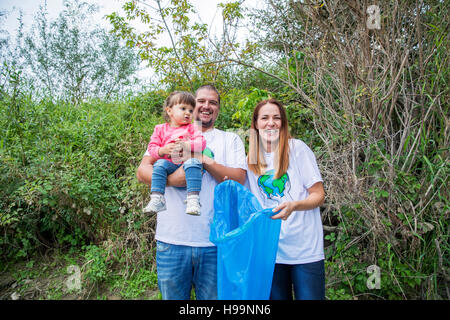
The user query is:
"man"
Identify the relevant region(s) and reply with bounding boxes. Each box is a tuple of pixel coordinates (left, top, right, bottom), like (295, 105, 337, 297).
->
(136, 84, 246, 300)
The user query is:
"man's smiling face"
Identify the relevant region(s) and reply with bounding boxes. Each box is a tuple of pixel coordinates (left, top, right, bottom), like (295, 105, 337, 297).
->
(194, 88, 220, 130)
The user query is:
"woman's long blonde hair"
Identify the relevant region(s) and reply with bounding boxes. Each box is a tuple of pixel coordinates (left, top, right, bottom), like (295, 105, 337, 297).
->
(247, 98, 291, 179)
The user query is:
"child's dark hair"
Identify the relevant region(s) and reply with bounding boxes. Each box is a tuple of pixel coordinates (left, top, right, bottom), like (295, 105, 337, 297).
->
(163, 91, 196, 122)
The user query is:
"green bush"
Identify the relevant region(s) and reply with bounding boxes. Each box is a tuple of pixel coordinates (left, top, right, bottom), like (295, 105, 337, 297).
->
(1, 79, 447, 300)
(0, 90, 165, 259)
(82, 245, 111, 283)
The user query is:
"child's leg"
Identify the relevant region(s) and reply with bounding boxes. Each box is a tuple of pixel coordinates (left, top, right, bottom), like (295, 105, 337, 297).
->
(183, 158, 203, 195)
(183, 158, 203, 216)
(144, 159, 180, 214)
(151, 159, 181, 194)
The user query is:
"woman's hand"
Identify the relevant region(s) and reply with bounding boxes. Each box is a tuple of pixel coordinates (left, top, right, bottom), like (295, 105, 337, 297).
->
(271, 201, 297, 221)
(270, 182, 325, 221)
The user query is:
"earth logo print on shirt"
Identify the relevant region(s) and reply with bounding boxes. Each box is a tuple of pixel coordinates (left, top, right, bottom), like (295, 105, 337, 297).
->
(257, 169, 292, 206)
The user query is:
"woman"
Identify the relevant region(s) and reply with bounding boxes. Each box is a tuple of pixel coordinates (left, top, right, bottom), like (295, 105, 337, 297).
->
(245, 98, 326, 300)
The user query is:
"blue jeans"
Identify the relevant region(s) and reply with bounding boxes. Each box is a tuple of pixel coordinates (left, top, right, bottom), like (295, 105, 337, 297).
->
(270, 260, 325, 300)
(151, 158, 202, 194)
(156, 241, 218, 300)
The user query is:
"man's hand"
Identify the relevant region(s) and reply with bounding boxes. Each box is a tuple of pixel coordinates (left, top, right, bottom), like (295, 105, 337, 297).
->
(202, 153, 216, 167)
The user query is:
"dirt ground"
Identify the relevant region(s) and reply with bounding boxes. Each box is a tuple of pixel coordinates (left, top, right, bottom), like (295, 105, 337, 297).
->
(0, 249, 160, 300)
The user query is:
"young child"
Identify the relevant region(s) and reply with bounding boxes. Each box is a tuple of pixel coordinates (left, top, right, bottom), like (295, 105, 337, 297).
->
(143, 91, 206, 216)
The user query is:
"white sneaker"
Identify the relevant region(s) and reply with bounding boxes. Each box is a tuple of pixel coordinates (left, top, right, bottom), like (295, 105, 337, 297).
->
(185, 195, 201, 216)
(143, 194, 166, 214)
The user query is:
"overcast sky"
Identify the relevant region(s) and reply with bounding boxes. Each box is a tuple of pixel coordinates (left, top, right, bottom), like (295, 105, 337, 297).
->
(0, 0, 248, 36)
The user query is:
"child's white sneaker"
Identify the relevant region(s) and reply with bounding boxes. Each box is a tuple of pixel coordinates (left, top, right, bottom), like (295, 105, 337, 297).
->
(143, 194, 166, 214)
(185, 195, 201, 216)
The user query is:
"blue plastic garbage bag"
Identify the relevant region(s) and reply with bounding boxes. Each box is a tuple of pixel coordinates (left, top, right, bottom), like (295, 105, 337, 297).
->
(210, 180, 281, 300)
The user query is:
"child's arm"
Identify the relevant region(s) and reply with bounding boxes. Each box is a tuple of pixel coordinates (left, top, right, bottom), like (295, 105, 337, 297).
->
(148, 125, 181, 159)
(148, 125, 164, 160)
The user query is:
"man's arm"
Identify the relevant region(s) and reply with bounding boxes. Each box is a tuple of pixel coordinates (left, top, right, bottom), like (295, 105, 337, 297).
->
(202, 156, 246, 185)
(136, 155, 186, 187)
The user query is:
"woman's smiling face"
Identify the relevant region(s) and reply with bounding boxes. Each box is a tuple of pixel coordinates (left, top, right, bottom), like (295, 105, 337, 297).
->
(255, 102, 282, 144)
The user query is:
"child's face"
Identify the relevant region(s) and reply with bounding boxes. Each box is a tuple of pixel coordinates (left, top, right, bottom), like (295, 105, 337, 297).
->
(167, 103, 194, 126)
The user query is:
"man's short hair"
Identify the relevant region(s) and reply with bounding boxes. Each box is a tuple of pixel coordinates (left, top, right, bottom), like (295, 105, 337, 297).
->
(195, 84, 221, 105)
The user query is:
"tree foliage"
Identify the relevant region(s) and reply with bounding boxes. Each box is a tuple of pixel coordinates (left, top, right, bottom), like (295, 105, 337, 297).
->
(11, 0, 140, 103)
(108, 0, 448, 299)
(107, 0, 254, 91)
(0, 0, 447, 300)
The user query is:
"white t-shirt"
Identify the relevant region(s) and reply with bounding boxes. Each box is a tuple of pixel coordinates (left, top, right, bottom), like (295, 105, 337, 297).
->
(245, 139, 324, 264)
(148, 128, 246, 247)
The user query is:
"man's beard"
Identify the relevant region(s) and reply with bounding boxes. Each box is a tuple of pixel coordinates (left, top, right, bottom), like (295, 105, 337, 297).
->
(196, 116, 213, 129)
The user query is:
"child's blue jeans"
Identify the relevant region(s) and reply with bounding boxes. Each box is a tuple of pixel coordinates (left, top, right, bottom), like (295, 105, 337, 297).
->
(151, 158, 202, 194)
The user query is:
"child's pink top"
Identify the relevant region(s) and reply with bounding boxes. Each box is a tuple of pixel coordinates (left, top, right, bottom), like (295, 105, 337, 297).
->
(147, 123, 206, 162)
